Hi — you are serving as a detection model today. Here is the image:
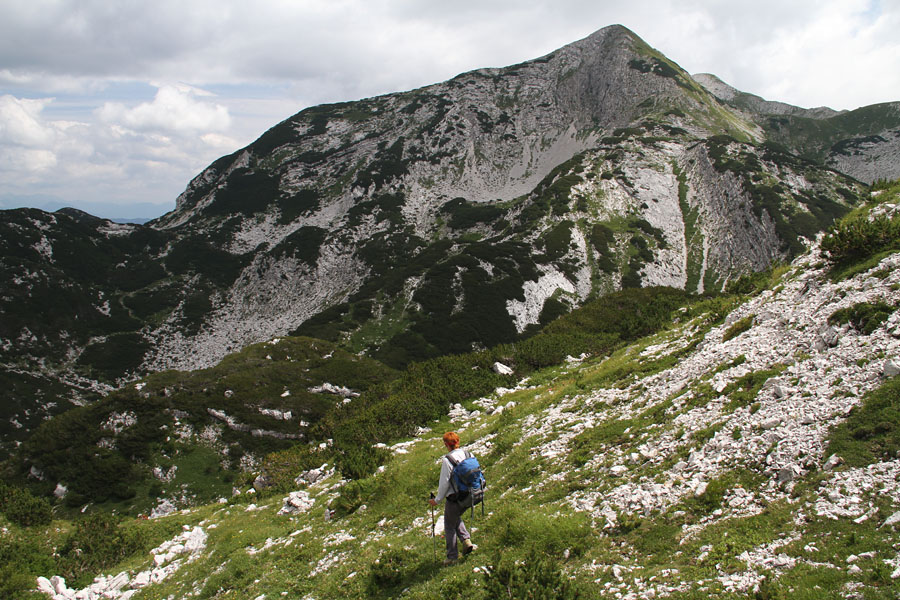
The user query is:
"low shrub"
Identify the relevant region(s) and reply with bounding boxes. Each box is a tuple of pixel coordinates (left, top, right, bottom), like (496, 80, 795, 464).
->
(256, 445, 335, 493)
(368, 546, 414, 596)
(0, 481, 53, 527)
(490, 506, 593, 559)
(334, 445, 391, 481)
(0, 535, 56, 599)
(513, 332, 618, 369)
(330, 478, 377, 517)
(722, 315, 754, 342)
(828, 301, 895, 335)
(821, 212, 900, 268)
(481, 552, 581, 599)
(56, 513, 146, 587)
(725, 264, 791, 296)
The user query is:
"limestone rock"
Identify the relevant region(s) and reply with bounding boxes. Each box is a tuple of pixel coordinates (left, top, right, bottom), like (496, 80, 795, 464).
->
(279, 490, 315, 515)
(492, 362, 514, 376)
(823, 455, 844, 471)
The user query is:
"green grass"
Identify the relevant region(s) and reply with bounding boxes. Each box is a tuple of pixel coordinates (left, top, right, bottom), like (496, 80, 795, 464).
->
(722, 315, 754, 342)
(825, 375, 900, 467)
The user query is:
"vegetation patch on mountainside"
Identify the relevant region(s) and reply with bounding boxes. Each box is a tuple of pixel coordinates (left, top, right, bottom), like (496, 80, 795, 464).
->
(4, 338, 398, 515)
(762, 102, 900, 164)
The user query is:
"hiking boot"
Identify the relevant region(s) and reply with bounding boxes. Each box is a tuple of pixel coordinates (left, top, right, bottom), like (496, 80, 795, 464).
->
(442, 557, 458, 566)
(462, 539, 476, 556)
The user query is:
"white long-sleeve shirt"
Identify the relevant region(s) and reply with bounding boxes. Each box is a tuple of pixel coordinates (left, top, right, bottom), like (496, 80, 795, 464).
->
(435, 448, 468, 502)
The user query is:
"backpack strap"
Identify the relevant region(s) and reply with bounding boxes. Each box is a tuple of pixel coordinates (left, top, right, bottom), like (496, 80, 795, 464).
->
(444, 449, 472, 467)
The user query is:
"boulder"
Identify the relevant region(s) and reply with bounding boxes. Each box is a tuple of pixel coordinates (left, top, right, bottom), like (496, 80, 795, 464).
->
(50, 576, 68, 595)
(760, 418, 781, 430)
(150, 499, 177, 519)
(492, 362, 514, 376)
(183, 527, 208, 553)
(884, 359, 900, 377)
(814, 325, 840, 352)
(132, 571, 151, 588)
(881, 510, 900, 528)
(823, 454, 844, 471)
(777, 465, 800, 484)
(253, 472, 274, 490)
(37, 577, 55, 595)
(279, 490, 315, 515)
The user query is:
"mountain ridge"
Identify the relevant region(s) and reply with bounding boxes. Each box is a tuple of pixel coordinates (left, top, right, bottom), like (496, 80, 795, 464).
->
(0, 24, 894, 457)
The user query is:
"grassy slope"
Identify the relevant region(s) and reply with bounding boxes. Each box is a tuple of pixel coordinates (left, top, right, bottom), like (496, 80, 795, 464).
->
(4, 254, 899, 599)
(761, 103, 900, 163)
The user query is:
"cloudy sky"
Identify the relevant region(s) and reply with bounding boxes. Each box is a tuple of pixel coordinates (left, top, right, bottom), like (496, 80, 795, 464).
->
(2, 0, 898, 220)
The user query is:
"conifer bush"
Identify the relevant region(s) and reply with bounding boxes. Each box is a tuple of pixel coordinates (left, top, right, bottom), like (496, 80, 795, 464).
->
(0, 481, 52, 527)
(56, 513, 146, 587)
(828, 301, 895, 335)
(481, 553, 582, 599)
(0, 535, 55, 598)
(821, 212, 900, 268)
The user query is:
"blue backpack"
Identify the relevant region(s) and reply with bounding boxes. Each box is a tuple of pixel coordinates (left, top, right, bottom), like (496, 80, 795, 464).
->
(447, 450, 486, 516)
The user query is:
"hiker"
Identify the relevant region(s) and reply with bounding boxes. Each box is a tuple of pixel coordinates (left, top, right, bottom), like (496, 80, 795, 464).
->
(428, 431, 477, 565)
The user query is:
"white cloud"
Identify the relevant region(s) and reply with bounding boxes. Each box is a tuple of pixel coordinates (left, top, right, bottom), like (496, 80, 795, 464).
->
(0, 95, 57, 148)
(97, 84, 230, 134)
(0, 148, 57, 173)
(0, 84, 242, 215)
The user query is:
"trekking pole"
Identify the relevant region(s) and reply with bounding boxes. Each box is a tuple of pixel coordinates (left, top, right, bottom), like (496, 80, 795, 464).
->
(429, 492, 437, 561)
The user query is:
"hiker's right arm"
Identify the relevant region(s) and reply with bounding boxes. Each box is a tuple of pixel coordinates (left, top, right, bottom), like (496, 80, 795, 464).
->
(435, 457, 452, 501)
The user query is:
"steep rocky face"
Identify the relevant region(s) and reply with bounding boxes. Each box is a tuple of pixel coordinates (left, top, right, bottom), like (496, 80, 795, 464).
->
(137, 26, 858, 371)
(0, 26, 876, 450)
(158, 26, 744, 232)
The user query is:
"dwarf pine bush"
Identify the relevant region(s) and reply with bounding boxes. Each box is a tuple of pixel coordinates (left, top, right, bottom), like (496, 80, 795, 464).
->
(821, 212, 900, 268)
(828, 301, 895, 335)
(56, 513, 146, 587)
(481, 553, 582, 599)
(0, 481, 52, 527)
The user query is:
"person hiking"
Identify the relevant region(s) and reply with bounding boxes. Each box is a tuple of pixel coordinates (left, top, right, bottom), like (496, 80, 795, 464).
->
(428, 431, 477, 565)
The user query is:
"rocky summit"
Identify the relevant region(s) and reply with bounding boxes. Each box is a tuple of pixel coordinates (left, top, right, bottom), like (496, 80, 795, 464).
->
(4, 25, 898, 456)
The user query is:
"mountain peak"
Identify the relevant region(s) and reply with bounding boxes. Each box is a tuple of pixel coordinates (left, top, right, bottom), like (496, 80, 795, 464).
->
(0, 24, 893, 462)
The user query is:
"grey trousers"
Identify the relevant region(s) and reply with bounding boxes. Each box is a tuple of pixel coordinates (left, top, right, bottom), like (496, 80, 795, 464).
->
(444, 499, 471, 559)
